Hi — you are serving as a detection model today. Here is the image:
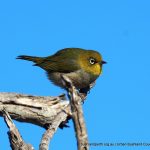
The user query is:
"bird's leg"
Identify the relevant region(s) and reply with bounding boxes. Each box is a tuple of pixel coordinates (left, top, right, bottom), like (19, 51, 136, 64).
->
(79, 81, 96, 102)
(79, 86, 90, 95)
(78, 87, 89, 102)
(59, 115, 72, 129)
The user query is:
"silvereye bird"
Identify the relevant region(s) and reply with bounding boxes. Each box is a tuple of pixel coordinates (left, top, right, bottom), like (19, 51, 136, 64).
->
(17, 48, 106, 93)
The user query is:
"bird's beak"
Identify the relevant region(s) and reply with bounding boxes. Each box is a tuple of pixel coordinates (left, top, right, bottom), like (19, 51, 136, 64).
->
(100, 60, 107, 65)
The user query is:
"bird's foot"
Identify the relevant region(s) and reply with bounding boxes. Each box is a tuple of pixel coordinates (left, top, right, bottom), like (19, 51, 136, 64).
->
(78, 92, 87, 103)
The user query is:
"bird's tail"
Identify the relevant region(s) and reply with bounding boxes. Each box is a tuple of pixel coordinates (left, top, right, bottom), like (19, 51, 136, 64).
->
(16, 55, 44, 65)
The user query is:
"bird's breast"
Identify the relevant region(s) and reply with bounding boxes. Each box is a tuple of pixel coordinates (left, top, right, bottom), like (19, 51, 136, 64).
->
(47, 69, 98, 89)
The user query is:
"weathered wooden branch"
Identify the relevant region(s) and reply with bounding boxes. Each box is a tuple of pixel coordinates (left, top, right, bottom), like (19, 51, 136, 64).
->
(39, 106, 69, 150)
(0, 93, 70, 128)
(0, 93, 71, 150)
(62, 75, 89, 150)
(3, 109, 34, 150)
(0, 77, 94, 150)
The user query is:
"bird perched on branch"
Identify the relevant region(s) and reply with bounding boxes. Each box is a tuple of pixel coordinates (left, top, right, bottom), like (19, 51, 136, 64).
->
(17, 48, 106, 94)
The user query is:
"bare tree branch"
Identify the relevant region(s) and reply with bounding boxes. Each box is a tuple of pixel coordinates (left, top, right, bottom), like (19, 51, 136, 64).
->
(3, 109, 34, 150)
(39, 107, 69, 150)
(62, 75, 89, 150)
(0, 93, 71, 150)
(0, 93, 70, 128)
(0, 77, 94, 150)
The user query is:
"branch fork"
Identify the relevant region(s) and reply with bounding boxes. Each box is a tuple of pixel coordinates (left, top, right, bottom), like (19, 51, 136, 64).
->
(0, 76, 94, 150)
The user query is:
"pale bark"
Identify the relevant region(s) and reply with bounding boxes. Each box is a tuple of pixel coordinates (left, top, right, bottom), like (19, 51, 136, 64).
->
(0, 77, 93, 150)
(3, 109, 34, 150)
(62, 75, 89, 150)
(0, 93, 70, 127)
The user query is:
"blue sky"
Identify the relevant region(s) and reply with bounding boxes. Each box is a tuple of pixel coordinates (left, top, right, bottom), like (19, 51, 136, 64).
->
(0, 0, 150, 150)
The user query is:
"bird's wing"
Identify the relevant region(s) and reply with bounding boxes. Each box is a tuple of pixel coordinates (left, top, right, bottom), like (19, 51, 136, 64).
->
(36, 54, 80, 73)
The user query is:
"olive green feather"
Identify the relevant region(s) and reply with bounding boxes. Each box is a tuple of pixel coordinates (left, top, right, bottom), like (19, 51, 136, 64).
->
(16, 55, 44, 64)
(17, 48, 83, 73)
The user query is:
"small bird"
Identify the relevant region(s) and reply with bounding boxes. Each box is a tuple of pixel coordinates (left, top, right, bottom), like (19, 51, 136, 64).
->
(17, 48, 106, 93)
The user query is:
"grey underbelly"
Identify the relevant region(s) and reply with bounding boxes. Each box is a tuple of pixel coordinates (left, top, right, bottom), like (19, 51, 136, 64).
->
(47, 70, 97, 89)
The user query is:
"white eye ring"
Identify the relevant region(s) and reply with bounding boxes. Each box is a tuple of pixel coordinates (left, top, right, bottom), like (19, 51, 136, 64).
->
(89, 58, 96, 65)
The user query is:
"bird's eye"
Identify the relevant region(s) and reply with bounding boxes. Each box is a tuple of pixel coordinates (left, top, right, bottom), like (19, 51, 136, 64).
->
(89, 58, 96, 65)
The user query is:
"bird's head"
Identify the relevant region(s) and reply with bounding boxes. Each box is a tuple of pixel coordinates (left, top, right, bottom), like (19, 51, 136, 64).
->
(78, 50, 107, 77)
